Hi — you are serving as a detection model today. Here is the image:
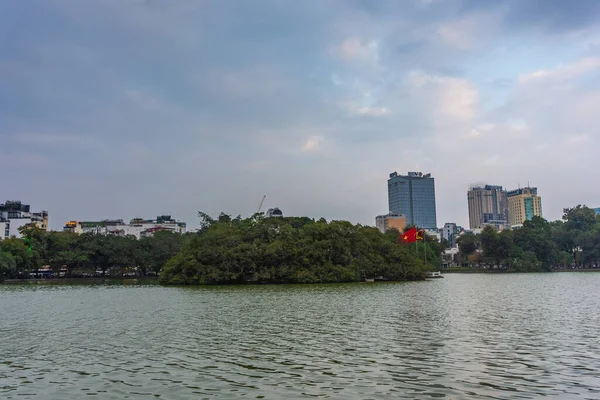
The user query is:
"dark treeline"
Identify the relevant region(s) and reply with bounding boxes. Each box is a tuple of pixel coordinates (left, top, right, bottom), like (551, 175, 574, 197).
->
(160, 213, 441, 284)
(0, 213, 441, 284)
(0, 227, 187, 281)
(4, 205, 595, 283)
(455, 206, 600, 272)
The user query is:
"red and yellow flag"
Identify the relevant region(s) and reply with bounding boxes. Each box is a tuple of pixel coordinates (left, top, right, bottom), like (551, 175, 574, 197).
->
(416, 230, 424, 241)
(401, 227, 417, 243)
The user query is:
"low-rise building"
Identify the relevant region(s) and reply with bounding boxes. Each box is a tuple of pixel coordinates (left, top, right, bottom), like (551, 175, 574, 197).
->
(63, 221, 84, 234)
(425, 229, 441, 242)
(266, 208, 283, 217)
(442, 247, 460, 268)
(64, 215, 186, 239)
(376, 212, 407, 233)
(0, 200, 49, 239)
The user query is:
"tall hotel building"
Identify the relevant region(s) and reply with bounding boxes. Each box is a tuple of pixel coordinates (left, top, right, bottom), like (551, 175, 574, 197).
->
(507, 187, 542, 226)
(388, 171, 437, 230)
(467, 185, 509, 230)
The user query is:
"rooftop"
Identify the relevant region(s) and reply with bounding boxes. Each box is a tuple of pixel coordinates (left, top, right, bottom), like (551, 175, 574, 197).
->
(389, 171, 432, 179)
(507, 187, 538, 197)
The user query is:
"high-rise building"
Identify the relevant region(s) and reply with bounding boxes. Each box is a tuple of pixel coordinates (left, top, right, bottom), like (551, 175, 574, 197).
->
(467, 185, 509, 230)
(388, 171, 437, 229)
(507, 187, 542, 226)
(593, 207, 600, 216)
(375, 212, 407, 233)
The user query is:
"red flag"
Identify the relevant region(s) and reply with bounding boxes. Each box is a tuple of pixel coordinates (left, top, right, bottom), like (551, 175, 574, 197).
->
(401, 227, 417, 243)
(416, 230, 424, 241)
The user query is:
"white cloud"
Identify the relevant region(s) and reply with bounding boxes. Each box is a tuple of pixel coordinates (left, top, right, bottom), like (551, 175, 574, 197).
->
(437, 11, 503, 50)
(566, 133, 589, 144)
(301, 136, 325, 152)
(440, 80, 478, 120)
(337, 38, 379, 62)
(345, 103, 390, 116)
(484, 154, 499, 165)
(518, 57, 600, 83)
(409, 71, 478, 120)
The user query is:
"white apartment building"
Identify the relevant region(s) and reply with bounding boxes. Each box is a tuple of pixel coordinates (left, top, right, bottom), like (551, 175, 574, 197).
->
(64, 215, 186, 239)
(0, 200, 49, 239)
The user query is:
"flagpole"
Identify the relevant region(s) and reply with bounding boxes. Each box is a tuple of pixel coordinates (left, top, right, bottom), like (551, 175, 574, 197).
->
(415, 228, 419, 257)
(424, 230, 427, 266)
(415, 233, 417, 255)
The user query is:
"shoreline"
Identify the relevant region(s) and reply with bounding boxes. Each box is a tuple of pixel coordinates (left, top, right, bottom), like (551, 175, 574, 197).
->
(1, 277, 160, 285)
(442, 268, 600, 274)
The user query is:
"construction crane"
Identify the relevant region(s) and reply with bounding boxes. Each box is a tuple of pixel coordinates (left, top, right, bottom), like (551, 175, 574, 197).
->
(257, 195, 267, 213)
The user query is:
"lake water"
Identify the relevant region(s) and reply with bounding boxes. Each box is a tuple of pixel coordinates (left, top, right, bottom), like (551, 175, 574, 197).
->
(2, 273, 600, 399)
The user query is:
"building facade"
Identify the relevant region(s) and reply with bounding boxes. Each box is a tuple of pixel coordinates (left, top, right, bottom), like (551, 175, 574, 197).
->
(467, 184, 509, 230)
(594, 207, 600, 216)
(375, 212, 407, 233)
(0, 200, 49, 239)
(63, 215, 186, 239)
(507, 187, 542, 226)
(388, 171, 437, 229)
(441, 222, 458, 247)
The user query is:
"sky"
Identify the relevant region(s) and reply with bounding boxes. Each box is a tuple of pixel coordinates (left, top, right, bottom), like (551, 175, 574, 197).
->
(2, 0, 600, 230)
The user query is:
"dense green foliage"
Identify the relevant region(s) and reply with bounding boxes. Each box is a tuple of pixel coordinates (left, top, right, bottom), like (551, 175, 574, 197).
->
(455, 205, 600, 272)
(0, 215, 437, 284)
(0, 227, 187, 280)
(4, 204, 596, 282)
(160, 214, 435, 285)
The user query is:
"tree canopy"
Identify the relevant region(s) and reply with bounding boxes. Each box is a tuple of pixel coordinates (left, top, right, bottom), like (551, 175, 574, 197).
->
(0, 226, 187, 279)
(160, 214, 434, 285)
(455, 206, 600, 271)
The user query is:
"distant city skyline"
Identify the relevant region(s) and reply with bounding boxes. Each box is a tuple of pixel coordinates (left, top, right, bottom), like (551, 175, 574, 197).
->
(2, 2, 600, 229)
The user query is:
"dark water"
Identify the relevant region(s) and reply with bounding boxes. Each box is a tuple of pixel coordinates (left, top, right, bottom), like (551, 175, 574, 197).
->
(2, 273, 600, 399)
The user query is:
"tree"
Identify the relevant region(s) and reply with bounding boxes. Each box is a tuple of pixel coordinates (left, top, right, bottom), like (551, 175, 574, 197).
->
(0, 237, 34, 275)
(480, 226, 499, 265)
(458, 233, 478, 257)
(562, 205, 597, 232)
(0, 251, 17, 281)
(197, 211, 215, 231)
(514, 216, 556, 270)
(218, 212, 232, 223)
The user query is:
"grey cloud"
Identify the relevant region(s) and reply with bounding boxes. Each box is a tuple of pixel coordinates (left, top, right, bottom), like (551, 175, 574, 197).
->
(2, 0, 600, 229)
(460, 0, 600, 33)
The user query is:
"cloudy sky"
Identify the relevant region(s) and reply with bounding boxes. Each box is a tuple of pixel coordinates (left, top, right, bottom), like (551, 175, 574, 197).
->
(2, 0, 600, 230)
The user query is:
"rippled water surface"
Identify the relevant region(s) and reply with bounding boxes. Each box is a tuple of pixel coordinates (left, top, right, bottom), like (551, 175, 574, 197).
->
(2, 273, 600, 399)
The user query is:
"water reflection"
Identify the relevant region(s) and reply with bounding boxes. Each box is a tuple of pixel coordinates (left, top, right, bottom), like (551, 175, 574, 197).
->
(2, 274, 600, 398)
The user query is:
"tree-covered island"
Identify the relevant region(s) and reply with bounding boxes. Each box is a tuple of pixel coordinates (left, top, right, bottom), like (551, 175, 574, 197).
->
(160, 213, 440, 284)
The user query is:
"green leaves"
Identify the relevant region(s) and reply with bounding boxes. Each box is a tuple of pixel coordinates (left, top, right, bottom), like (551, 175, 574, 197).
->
(455, 206, 600, 270)
(160, 215, 431, 285)
(0, 251, 17, 281)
